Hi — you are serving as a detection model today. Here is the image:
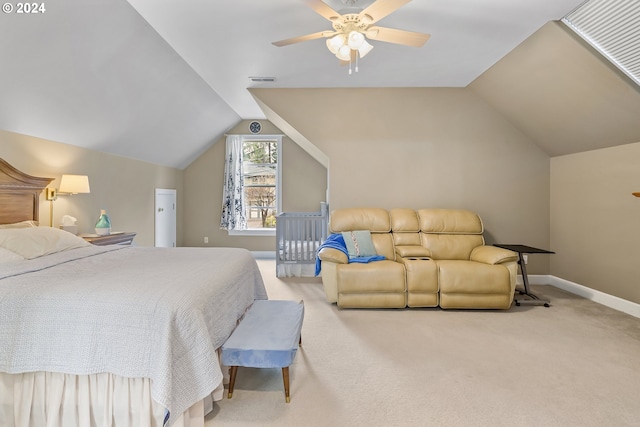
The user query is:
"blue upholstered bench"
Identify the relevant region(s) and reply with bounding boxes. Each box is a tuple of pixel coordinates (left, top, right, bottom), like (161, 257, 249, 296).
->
(221, 299, 304, 403)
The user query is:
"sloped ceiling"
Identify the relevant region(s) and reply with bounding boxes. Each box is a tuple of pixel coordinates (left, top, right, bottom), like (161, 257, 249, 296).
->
(4, 0, 637, 169)
(0, 0, 240, 168)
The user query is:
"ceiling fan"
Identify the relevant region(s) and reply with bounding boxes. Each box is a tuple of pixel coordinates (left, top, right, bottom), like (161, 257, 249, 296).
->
(272, 0, 430, 71)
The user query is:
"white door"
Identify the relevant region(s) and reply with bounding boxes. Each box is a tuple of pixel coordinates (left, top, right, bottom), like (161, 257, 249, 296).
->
(155, 189, 176, 247)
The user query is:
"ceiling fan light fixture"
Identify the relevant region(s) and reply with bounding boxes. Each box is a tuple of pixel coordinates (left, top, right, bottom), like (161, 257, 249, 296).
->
(336, 44, 352, 61)
(347, 31, 365, 49)
(326, 34, 346, 54)
(357, 39, 373, 58)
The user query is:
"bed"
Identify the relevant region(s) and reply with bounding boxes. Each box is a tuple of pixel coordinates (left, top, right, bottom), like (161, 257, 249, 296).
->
(275, 207, 328, 278)
(0, 158, 268, 427)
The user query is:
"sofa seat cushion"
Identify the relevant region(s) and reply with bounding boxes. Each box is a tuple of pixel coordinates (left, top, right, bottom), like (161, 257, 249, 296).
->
(437, 260, 511, 294)
(337, 260, 406, 294)
(399, 258, 438, 294)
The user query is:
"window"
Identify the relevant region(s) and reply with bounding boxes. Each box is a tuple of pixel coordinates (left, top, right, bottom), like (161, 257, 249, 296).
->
(229, 135, 282, 236)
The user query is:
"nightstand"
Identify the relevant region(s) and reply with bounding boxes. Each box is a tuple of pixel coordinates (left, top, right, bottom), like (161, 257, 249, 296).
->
(81, 232, 137, 246)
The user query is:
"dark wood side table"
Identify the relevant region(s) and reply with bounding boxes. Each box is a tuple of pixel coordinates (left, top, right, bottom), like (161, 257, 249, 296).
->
(494, 244, 555, 307)
(81, 232, 136, 246)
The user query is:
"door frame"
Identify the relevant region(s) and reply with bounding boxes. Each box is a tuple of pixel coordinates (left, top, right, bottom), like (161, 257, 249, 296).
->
(155, 188, 177, 247)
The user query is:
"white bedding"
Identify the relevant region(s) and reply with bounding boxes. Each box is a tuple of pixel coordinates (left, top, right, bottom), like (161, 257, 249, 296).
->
(0, 245, 267, 425)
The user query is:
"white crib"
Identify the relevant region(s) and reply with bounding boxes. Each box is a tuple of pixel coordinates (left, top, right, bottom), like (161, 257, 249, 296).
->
(276, 208, 328, 277)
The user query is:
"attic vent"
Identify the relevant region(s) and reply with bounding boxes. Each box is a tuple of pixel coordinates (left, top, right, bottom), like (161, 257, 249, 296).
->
(562, 0, 640, 87)
(249, 77, 276, 82)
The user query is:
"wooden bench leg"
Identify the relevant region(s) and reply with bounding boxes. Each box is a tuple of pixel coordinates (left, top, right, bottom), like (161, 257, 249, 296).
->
(282, 367, 291, 403)
(228, 366, 238, 399)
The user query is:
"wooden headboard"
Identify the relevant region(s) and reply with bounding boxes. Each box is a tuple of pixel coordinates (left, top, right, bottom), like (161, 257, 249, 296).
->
(0, 157, 53, 225)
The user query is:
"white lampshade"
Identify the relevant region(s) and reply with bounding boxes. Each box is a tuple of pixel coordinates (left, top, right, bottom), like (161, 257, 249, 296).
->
(336, 45, 352, 61)
(59, 174, 91, 194)
(347, 31, 365, 49)
(357, 39, 374, 58)
(326, 34, 346, 54)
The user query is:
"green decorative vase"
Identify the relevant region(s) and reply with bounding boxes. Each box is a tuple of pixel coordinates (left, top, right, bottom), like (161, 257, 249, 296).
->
(95, 209, 112, 236)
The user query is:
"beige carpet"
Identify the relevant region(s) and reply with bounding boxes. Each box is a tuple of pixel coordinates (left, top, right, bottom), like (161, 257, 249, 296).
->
(206, 260, 640, 426)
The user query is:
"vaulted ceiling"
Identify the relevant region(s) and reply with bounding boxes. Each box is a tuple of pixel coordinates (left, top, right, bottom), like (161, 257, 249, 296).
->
(2, 0, 638, 169)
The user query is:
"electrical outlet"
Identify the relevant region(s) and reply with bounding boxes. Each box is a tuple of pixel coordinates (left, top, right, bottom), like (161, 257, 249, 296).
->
(204, 236, 209, 244)
(523, 254, 528, 264)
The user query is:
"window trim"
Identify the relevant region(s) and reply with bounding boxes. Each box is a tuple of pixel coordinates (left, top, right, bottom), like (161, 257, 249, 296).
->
(228, 134, 282, 236)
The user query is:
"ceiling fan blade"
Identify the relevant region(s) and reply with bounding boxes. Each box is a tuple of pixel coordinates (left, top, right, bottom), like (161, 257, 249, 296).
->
(360, 0, 411, 25)
(366, 26, 430, 47)
(304, 0, 341, 21)
(272, 31, 336, 47)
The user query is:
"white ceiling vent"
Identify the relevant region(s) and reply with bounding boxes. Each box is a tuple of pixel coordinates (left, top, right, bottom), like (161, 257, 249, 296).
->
(249, 77, 276, 82)
(562, 0, 640, 86)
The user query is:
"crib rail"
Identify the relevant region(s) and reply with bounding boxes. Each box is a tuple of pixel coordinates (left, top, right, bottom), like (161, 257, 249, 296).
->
(276, 211, 328, 277)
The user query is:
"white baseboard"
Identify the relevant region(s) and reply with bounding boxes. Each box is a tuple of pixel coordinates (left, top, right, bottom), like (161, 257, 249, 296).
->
(518, 274, 640, 319)
(252, 251, 276, 259)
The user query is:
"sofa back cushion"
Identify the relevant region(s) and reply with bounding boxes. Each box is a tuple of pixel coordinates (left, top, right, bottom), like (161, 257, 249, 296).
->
(418, 209, 483, 234)
(389, 208, 430, 257)
(421, 234, 484, 260)
(418, 209, 485, 260)
(329, 208, 395, 260)
(390, 208, 421, 246)
(330, 208, 390, 233)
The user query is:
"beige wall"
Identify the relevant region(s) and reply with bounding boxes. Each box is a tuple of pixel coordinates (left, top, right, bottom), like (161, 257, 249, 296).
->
(182, 120, 327, 250)
(469, 21, 640, 158)
(0, 130, 183, 247)
(252, 87, 553, 274)
(468, 20, 640, 305)
(551, 142, 640, 304)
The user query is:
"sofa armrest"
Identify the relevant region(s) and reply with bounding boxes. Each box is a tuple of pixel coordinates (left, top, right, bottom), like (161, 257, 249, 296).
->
(318, 247, 348, 264)
(470, 246, 518, 265)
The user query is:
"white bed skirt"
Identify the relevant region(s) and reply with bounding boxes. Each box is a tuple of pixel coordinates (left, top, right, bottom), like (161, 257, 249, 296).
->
(0, 372, 221, 427)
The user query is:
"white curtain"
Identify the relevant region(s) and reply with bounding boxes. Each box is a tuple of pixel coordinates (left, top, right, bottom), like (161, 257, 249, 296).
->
(220, 135, 247, 231)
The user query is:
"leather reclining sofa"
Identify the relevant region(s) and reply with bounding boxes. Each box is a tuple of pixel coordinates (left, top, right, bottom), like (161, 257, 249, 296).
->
(317, 208, 519, 309)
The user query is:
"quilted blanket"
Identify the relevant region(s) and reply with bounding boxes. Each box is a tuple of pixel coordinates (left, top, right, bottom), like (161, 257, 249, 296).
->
(0, 245, 267, 424)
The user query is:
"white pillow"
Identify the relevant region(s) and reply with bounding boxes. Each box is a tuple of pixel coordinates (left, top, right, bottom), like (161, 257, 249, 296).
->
(0, 220, 38, 229)
(0, 247, 24, 263)
(0, 227, 90, 259)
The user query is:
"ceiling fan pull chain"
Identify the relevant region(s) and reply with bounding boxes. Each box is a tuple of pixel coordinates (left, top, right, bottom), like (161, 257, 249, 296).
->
(355, 52, 359, 73)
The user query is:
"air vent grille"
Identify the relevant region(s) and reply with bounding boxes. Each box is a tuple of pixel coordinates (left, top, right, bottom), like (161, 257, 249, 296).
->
(249, 77, 276, 82)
